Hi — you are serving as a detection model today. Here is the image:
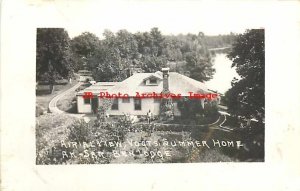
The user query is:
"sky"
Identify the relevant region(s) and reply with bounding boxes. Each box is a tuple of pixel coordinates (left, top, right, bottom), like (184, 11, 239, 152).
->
(61, 1, 266, 38)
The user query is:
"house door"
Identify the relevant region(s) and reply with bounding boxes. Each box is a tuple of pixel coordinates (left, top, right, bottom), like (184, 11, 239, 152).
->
(91, 97, 99, 114)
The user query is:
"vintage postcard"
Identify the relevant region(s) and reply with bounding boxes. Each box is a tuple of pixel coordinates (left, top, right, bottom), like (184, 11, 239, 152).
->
(1, 0, 300, 191)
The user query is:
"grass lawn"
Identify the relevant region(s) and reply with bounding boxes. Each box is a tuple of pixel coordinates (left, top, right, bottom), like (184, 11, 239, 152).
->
(56, 88, 78, 113)
(56, 82, 93, 113)
(36, 81, 77, 112)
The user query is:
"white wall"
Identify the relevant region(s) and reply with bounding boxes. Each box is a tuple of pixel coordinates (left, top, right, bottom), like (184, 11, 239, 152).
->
(100, 98, 160, 116)
(78, 96, 183, 116)
(77, 96, 91, 113)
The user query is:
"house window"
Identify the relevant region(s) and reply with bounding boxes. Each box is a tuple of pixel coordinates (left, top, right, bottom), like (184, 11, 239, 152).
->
(134, 98, 142, 110)
(84, 98, 91, 104)
(149, 78, 157, 84)
(111, 99, 119, 110)
(122, 97, 130, 103)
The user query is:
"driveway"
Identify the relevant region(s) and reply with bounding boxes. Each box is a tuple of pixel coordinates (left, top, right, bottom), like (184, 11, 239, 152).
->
(48, 82, 85, 119)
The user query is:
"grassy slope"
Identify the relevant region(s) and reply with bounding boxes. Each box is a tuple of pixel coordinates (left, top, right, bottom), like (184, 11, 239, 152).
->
(56, 88, 77, 113)
(36, 81, 77, 108)
(36, 81, 77, 110)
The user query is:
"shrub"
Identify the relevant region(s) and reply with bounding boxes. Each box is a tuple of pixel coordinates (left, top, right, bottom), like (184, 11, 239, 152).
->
(95, 98, 112, 125)
(68, 119, 90, 142)
(177, 97, 204, 119)
(203, 101, 218, 118)
(160, 97, 174, 120)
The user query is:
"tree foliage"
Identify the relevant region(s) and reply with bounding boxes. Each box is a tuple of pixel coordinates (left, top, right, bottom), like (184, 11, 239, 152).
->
(225, 29, 265, 121)
(90, 29, 139, 82)
(204, 32, 236, 49)
(36, 28, 234, 84)
(177, 97, 203, 119)
(185, 51, 215, 82)
(80, 28, 216, 82)
(71, 32, 100, 58)
(70, 32, 101, 71)
(36, 28, 73, 82)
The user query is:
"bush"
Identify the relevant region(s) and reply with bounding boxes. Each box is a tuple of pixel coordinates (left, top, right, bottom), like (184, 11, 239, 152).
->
(177, 97, 204, 119)
(68, 119, 90, 142)
(160, 97, 174, 120)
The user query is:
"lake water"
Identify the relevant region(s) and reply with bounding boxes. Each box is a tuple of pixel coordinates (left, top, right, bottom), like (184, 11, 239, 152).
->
(206, 53, 239, 94)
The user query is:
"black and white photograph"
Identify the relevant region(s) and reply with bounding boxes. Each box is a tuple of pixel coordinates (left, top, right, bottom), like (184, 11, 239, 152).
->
(35, 27, 265, 164)
(2, 0, 300, 190)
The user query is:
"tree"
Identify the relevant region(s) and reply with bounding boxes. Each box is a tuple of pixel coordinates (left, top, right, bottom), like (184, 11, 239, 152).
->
(162, 36, 183, 61)
(89, 30, 140, 82)
(184, 51, 215, 82)
(169, 33, 216, 82)
(72, 28, 218, 82)
(149, 27, 164, 56)
(36, 28, 73, 93)
(135, 28, 166, 72)
(226, 29, 265, 122)
(70, 32, 101, 71)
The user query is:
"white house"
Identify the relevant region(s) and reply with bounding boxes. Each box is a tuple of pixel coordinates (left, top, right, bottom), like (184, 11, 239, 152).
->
(76, 68, 218, 116)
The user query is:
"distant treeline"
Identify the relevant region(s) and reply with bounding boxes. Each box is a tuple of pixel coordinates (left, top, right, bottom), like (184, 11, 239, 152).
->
(36, 28, 238, 84)
(205, 33, 236, 49)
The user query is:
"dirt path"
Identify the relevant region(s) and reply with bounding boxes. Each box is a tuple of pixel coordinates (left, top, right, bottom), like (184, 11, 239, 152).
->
(48, 82, 84, 118)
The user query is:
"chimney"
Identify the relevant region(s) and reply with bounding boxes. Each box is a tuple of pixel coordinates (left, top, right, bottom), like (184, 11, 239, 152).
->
(162, 68, 170, 92)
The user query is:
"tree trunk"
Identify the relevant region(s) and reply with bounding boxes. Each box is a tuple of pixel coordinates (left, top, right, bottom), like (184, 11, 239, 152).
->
(49, 84, 54, 94)
(48, 59, 55, 94)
